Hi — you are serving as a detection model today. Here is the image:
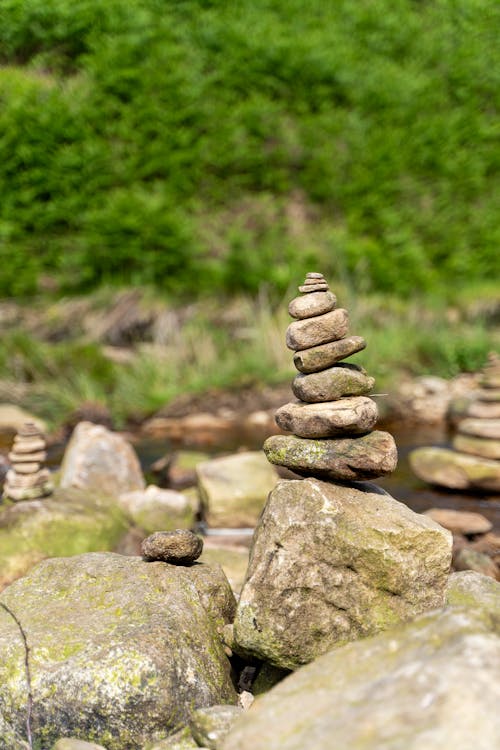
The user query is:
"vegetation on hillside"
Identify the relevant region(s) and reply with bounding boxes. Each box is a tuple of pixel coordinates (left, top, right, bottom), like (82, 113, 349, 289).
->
(1, 0, 499, 298)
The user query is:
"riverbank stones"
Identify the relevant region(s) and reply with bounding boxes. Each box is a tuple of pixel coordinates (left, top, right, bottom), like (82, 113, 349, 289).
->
(141, 529, 203, 564)
(3, 422, 53, 501)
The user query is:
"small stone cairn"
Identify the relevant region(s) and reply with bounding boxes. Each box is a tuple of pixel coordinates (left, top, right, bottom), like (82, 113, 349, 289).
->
(3, 422, 53, 501)
(263, 273, 398, 481)
(411, 352, 500, 492)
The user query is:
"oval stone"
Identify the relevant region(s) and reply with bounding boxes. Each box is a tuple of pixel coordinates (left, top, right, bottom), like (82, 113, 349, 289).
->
(288, 291, 337, 320)
(142, 529, 203, 564)
(458, 418, 500, 440)
(452, 434, 500, 460)
(292, 364, 375, 403)
(294, 336, 366, 373)
(286, 309, 349, 351)
(275, 397, 378, 438)
(466, 401, 500, 419)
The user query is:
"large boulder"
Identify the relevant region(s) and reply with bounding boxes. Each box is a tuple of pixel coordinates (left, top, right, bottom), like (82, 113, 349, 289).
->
(196, 451, 279, 528)
(233, 479, 452, 670)
(223, 597, 500, 750)
(0, 553, 237, 750)
(60, 422, 145, 496)
(0, 489, 128, 591)
(410, 446, 500, 492)
(118, 485, 197, 534)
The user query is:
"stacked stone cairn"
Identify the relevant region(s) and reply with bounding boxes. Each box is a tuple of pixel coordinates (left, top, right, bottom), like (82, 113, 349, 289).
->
(263, 272, 398, 481)
(3, 422, 53, 501)
(411, 352, 500, 492)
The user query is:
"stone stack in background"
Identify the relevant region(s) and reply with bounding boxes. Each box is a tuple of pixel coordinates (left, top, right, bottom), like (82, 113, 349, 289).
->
(3, 422, 53, 501)
(411, 352, 500, 492)
(263, 272, 397, 480)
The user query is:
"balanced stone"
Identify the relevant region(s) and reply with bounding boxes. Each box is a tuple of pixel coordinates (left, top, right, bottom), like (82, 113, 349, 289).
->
(305, 272, 325, 279)
(294, 335, 366, 373)
(410, 447, 500, 492)
(473, 388, 500, 402)
(466, 401, 500, 419)
(286, 309, 349, 351)
(11, 438, 46, 453)
(3, 422, 53, 502)
(452, 434, 500, 460)
(288, 290, 337, 320)
(298, 282, 329, 293)
(8, 450, 46, 463)
(292, 363, 375, 403)
(141, 529, 203, 564)
(275, 397, 378, 438)
(458, 418, 500, 440)
(13, 462, 41, 474)
(263, 431, 397, 481)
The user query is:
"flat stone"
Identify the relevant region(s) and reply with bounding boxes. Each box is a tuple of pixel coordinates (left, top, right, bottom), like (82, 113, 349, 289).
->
(8, 450, 46, 463)
(52, 739, 107, 750)
(294, 335, 366, 373)
(288, 291, 337, 320)
(305, 272, 325, 279)
(452, 434, 500, 460)
(480, 374, 500, 389)
(423, 508, 493, 536)
(5, 468, 50, 487)
(473, 388, 500, 402)
(466, 400, 500, 419)
(298, 283, 329, 293)
(190, 705, 243, 749)
(286, 309, 348, 351)
(141, 530, 203, 564)
(232, 478, 451, 670)
(275, 397, 378, 438)
(458, 418, 500, 439)
(292, 363, 375, 403)
(11, 438, 46, 453)
(263, 431, 397, 481)
(10, 462, 41, 474)
(17, 422, 43, 437)
(3, 483, 53, 502)
(409, 446, 500, 492)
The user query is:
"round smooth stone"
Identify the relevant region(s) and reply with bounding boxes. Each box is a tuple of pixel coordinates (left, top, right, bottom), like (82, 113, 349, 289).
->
(294, 335, 366, 373)
(17, 423, 42, 438)
(480, 374, 500, 389)
(466, 400, 500, 419)
(141, 529, 203, 564)
(12, 438, 46, 453)
(298, 283, 329, 293)
(3, 481, 53, 501)
(422, 508, 492, 536)
(263, 431, 398, 481)
(5, 468, 51, 487)
(452, 434, 500, 460)
(288, 291, 337, 320)
(275, 397, 378, 438)
(409, 446, 500, 492)
(286, 309, 349, 351)
(458, 418, 500, 440)
(472, 389, 500, 402)
(305, 272, 325, 280)
(12, 462, 41, 475)
(8, 450, 47, 463)
(293, 363, 375, 403)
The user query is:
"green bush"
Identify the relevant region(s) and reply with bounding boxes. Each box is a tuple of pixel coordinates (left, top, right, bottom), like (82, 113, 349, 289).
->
(0, 0, 499, 298)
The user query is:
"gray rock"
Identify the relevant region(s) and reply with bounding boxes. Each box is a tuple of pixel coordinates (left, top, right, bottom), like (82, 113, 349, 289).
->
(0, 553, 237, 749)
(52, 739, 108, 750)
(446, 570, 500, 617)
(423, 508, 492, 536)
(293, 335, 366, 373)
(298, 283, 329, 293)
(286, 309, 348, 351)
(142, 530, 203, 564)
(453, 548, 498, 579)
(458, 418, 500, 439)
(288, 291, 336, 320)
(233, 478, 451, 670)
(452, 433, 500, 460)
(409, 446, 500, 492)
(60, 422, 145, 496)
(196, 451, 279, 528)
(118, 485, 197, 534)
(275, 397, 378, 438)
(144, 727, 198, 749)
(263, 431, 397, 481)
(223, 606, 500, 750)
(190, 706, 243, 749)
(292, 363, 375, 403)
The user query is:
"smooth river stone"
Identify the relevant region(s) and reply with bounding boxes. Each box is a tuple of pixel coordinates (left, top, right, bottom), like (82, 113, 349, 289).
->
(410, 446, 500, 492)
(452, 434, 500, 460)
(286, 309, 348, 351)
(298, 283, 329, 293)
(263, 431, 397, 481)
(275, 397, 378, 438)
(8, 450, 47, 463)
(12, 438, 46, 453)
(458, 418, 500, 440)
(288, 291, 337, 320)
(466, 400, 500, 419)
(293, 363, 375, 403)
(472, 388, 500, 402)
(479, 374, 500, 389)
(294, 336, 366, 373)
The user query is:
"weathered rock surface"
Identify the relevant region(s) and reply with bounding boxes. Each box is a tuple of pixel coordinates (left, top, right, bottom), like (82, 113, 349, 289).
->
(196, 451, 279, 527)
(410, 446, 500, 492)
(446, 570, 500, 615)
(223, 604, 500, 750)
(285, 309, 348, 351)
(292, 363, 375, 403)
(423, 507, 492, 536)
(144, 727, 198, 749)
(190, 706, 243, 749)
(453, 433, 500, 460)
(52, 740, 107, 750)
(288, 290, 336, 320)
(141, 530, 203, 564)
(0, 553, 237, 750)
(0, 489, 128, 591)
(60, 422, 145, 496)
(453, 547, 499, 579)
(233, 479, 451, 670)
(293, 335, 366, 373)
(118, 485, 197, 534)
(263, 431, 397, 481)
(458, 417, 500, 439)
(275, 396, 378, 438)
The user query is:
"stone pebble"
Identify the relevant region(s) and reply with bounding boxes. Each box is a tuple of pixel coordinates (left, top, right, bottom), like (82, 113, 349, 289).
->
(286, 308, 349, 351)
(292, 363, 375, 403)
(288, 290, 337, 320)
(141, 529, 203, 564)
(275, 396, 378, 438)
(294, 335, 366, 373)
(458, 418, 500, 440)
(452, 434, 500, 461)
(298, 283, 329, 293)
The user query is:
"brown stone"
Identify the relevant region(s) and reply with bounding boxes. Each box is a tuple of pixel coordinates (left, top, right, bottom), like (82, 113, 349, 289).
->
(458, 418, 500, 439)
(286, 309, 349, 351)
(305, 272, 325, 280)
(294, 336, 367, 373)
(275, 397, 378, 438)
(466, 400, 500, 419)
(8, 450, 47, 463)
(409, 447, 500, 492)
(141, 529, 203, 564)
(11, 438, 46, 453)
(298, 283, 329, 293)
(453, 548, 499, 580)
(473, 388, 500, 402)
(452, 434, 500, 460)
(12, 462, 41, 475)
(288, 291, 337, 320)
(423, 508, 493, 536)
(292, 363, 375, 403)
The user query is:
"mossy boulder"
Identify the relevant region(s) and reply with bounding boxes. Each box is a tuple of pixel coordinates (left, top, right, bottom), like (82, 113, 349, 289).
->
(0, 489, 129, 591)
(446, 570, 500, 616)
(233, 479, 452, 670)
(0, 553, 238, 750)
(118, 485, 197, 535)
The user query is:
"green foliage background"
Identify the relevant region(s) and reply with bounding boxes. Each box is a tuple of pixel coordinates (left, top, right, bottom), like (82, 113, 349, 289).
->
(0, 0, 499, 298)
